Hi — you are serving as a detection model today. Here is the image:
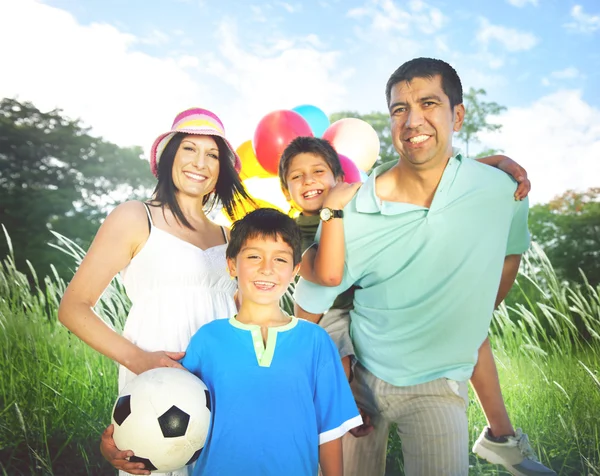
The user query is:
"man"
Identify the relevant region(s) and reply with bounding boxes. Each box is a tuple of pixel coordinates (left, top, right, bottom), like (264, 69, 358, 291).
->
(294, 58, 554, 475)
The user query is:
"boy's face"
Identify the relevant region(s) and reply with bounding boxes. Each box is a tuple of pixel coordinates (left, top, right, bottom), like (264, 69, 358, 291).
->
(284, 153, 342, 216)
(227, 235, 300, 306)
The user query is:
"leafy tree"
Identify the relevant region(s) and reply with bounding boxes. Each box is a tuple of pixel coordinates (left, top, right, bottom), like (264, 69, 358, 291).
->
(329, 111, 396, 168)
(528, 187, 600, 287)
(457, 87, 506, 157)
(0, 98, 155, 279)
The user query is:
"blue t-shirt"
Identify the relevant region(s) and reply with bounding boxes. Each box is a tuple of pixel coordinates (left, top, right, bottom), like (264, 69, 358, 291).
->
(181, 317, 361, 476)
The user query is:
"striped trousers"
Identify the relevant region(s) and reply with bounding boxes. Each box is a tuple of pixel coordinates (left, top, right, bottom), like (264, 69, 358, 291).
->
(342, 362, 470, 476)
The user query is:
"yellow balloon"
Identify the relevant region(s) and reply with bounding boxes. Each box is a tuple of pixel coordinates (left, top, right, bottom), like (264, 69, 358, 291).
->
(221, 177, 292, 223)
(236, 140, 274, 179)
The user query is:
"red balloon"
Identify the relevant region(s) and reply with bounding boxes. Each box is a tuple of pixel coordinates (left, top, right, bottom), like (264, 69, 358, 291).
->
(253, 110, 313, 175)
(338, 154, 361, 183)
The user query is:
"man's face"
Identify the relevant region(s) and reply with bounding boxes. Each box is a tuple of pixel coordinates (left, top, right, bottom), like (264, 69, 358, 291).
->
(388, 75, 464, 169)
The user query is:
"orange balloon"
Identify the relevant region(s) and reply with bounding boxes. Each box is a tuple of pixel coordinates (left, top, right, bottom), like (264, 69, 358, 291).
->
(236, 140, 273, 179)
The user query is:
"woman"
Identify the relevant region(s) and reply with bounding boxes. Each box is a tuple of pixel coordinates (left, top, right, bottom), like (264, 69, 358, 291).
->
(58, 108, 251, 475)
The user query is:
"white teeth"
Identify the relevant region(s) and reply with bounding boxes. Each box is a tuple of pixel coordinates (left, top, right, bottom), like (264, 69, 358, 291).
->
(254, 281, 275, 288)
(184, 172, 206, 180)
(303, 190, 322, 199)
(408, 135, 429, 143)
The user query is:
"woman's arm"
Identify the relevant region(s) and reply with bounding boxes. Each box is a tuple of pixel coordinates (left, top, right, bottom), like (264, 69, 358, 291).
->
(58, 201, 185, 374)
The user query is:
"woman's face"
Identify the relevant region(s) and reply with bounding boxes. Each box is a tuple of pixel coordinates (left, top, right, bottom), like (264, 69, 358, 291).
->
(171, 135, 220, 198)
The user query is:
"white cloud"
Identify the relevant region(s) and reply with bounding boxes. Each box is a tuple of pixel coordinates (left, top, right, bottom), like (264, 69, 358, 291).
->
(0, 0, 208, 153)
(551, 67, 581, 79)
(479, 90, 600, 204)
(506, 0, 538, 7)
(476, 18, 539, 51)
(347, 0, 446, 36)
(564, 5, 600, 34)
(0, 0, 353, 157)
(201, 21, 354, 145)
(277, 1, 301, 13)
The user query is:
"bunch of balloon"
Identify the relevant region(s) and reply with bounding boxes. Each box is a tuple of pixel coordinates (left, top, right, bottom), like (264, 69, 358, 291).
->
(291, 105, 330, 137)
(253, 110, 313, 176)
(322, 118, 380, 173)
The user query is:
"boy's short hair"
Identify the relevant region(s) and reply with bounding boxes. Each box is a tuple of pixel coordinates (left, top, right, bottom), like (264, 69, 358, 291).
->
(278, 136, 344, 191)
(226, 208, 303, 266)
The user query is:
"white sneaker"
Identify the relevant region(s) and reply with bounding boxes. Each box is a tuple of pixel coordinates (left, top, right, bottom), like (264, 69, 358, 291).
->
(472, 427, 557, 476)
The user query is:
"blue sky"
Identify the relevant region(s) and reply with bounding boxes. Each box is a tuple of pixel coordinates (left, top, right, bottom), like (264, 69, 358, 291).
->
(1, 0, 598, 203)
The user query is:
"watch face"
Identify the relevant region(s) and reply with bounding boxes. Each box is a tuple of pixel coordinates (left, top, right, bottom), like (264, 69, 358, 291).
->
(320, 208, 332, 221)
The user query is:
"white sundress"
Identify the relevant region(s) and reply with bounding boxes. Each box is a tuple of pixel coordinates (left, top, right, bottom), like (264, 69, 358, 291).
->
(118, 203, 237, 476)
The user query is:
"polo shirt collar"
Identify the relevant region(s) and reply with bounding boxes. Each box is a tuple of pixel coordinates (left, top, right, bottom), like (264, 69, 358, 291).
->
(355, 148, 464, 215)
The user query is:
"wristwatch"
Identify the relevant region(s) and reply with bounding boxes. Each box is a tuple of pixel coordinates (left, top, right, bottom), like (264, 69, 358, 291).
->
(319, 207, 344, 222)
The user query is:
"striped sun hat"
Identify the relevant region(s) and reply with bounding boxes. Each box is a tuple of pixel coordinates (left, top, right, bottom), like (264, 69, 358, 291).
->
(150, 108, 242, 177)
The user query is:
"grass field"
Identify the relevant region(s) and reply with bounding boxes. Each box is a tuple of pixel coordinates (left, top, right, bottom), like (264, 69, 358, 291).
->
(1, 232, 599, 475)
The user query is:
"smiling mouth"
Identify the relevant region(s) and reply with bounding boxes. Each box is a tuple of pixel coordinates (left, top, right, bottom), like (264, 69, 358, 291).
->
(253, 281, 276, 290)
(184, 171, 208, 181)
(406, 135, 430, 144)
(302, 190, 323, 199)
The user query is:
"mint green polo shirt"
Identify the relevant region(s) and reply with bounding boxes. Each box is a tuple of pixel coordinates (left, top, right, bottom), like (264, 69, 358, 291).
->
(294, 153, 530, 386)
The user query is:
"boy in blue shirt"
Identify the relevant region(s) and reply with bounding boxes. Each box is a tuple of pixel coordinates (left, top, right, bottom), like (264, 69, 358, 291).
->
(181, 208, 361, 476)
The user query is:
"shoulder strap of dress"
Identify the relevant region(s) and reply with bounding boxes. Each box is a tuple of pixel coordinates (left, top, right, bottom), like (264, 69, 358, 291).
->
(142, 203, 154, 229)
(220, 226, 228, 244)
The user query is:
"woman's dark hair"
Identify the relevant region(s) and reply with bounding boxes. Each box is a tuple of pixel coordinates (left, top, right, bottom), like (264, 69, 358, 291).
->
(226, 208, 302, 266)
(151, 133, 254, 229)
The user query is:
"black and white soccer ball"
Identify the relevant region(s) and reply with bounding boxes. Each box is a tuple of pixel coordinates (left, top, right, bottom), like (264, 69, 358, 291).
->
(112, 367, 211, 473)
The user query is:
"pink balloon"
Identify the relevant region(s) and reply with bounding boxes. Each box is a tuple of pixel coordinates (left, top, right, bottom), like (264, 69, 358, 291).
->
(323, 118, 380, 172)
(338, 154, 361, 183)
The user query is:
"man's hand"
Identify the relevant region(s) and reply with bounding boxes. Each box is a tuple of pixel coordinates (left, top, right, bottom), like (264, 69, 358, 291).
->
(100, 424, 151, 475)
(349, 407, 374, 438)
(323, 182, 362, 210)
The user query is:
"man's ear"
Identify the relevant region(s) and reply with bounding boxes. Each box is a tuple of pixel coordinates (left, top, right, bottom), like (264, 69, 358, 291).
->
(227, 257, 237, 278)
(453, 103, 465, 132)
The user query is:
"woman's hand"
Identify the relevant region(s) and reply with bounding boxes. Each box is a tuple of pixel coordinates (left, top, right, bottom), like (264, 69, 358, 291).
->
(100, 424, 151, 475)
(128, 350, 186, 375)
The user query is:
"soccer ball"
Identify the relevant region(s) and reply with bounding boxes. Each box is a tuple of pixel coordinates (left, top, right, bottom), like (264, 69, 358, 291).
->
(111, 368, 211, 473)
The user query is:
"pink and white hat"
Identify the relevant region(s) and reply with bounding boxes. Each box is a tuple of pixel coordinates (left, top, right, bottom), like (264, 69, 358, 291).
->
(150, 108, 242, 177)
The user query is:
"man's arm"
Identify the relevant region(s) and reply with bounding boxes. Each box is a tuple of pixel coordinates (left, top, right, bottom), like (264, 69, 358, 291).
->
(495, 254, 521, 308)
(319, 439, 343, 476)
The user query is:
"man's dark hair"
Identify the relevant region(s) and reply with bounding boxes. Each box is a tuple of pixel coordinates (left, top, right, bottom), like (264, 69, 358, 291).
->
(385, 57, 463, 109)
(151, 133, 253, 229)
(278, 136, 344, 191)
(226, 208, 302, 266)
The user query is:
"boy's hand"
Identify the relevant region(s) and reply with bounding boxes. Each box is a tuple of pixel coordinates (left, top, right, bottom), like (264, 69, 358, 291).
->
(323, 182, 362, 210)
(100, 424, 151, 475)
(497, 157, 530, 200)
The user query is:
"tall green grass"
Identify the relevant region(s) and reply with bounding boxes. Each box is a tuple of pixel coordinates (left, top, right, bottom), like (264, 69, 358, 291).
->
(0, 231, 599, 475)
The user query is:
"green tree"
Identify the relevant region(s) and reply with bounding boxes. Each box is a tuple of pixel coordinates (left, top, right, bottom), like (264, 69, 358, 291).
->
(329, 111, 396, 169)
(0, 98, 155, 279)
(457, 87, 506, 157)
(527, 187, 600, 287)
